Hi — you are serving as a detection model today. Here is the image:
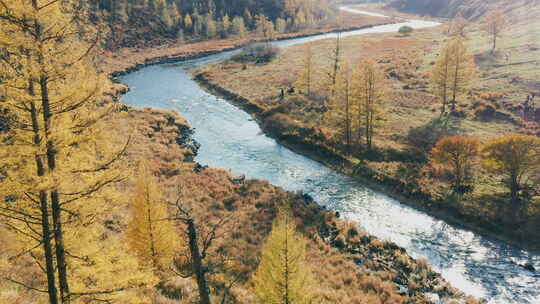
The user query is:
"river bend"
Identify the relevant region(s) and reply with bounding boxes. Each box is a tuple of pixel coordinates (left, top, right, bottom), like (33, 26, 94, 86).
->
(120, 7, 540, 303)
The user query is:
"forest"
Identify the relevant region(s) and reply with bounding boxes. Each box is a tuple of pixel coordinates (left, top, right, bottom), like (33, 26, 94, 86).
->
(88, 0, 336, 47)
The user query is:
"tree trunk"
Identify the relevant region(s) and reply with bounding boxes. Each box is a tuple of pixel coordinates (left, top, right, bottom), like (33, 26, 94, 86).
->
(40, 191, 59, 304)
(39, 76, 71, 303)
(51, 191, 70, 303)
(187, 219, 211, 304)
(31, 100, 59, 304)
(345, 81, 351, 153)
(28, 73, 59, 304)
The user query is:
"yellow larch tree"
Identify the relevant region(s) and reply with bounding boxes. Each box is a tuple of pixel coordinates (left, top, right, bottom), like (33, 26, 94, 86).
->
(483, 9, 507, 54)
(295, 42, 314, 96)
(252, 208, 319, 304)
(447, 37, 475, 109)
(330, 61, 354, 153)
(0, 1, 155, 303)
(127, 166, 178, 272)
(431, 37, 475, 117)
(431, 40, 453, 117)
(353, 59, 386, 151)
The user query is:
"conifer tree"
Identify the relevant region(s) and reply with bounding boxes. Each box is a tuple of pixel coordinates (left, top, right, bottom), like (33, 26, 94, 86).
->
(332, 62, 354, 152)
(448, 37, 475, 109)
(483, 9, 507, 54)
(232, 16, 247, 37)
(431, 38, 475, 116)
(127, 166, 178, 271)
(205, 15, 217, 38)
(0, 1, 153, 302)
(324, 32, 342, 104)
(353, 59, 385, 151)
(431, 41, 453, 118)
(184, 13, 193, 31)
(252, 208, 319, 304)
(276, 17, 287, 34)
(295, 43, 314, 96)
(221, 14, 231, 36)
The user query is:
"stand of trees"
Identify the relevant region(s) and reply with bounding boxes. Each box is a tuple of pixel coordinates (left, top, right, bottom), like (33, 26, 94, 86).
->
(0, 1, 156, 303)
(430, 134, 540, 216)
(87, 0, 336, 47)
(431, 37, 475, 118)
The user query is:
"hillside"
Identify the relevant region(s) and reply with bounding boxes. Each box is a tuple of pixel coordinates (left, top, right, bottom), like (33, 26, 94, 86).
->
(387, 0, 538, 19)
(88, 0, 337, 48)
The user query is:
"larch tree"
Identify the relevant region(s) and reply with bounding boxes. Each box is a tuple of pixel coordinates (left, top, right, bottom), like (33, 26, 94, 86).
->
(430, 136, 480, 192)
(221, 14, 231, 36)
(276, 17, 287, 34)
(431, 41, 452, 118)
(232, 16, 246, 37)
(252, 208, 319, 304)
(481, 134, 540, 205)
(255, 14, 275, 42)
(184, 13, 193, 31)
(127, 166, 178, 272)
(0, 1, 152, 303)
(353, 59, 386, 151)
(331, 61, 354, 153)
(431, 38, 475, 117)
(483, 9, 507, 54)
(295, 42, 314, 96)
(448, 13, 468, 38)
(325, 32, 342, 103)
(448, 37, 475, 109)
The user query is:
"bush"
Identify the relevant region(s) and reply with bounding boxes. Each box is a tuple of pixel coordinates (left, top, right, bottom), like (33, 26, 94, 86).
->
(231, 43, 279, 64)
(398, 25, 414, 35)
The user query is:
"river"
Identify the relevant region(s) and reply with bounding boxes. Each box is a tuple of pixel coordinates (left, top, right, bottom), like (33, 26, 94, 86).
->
(119, 7, 540, 304)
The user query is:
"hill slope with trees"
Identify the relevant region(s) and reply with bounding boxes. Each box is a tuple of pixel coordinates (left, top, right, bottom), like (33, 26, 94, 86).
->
(88, 0, 337, 47)
(387, 0, 537, 19)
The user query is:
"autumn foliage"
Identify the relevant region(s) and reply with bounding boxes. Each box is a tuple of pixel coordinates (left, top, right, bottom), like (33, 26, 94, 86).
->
(481, 134, 540, 204)
(430, 136, 480, 191)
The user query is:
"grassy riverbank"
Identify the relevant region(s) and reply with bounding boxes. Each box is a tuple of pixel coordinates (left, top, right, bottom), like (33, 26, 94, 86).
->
(102, 10, 394, 76)
(192, 8, 540, 251)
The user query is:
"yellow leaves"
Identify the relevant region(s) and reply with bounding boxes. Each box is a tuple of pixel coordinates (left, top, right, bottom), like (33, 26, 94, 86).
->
(295, 42, 313, 95)
(127, 165, 179, 272)
(429, 136, 480, 188)
(481, 134, 540, 174)
(431, 36, 476, 115)
(430, 136, 480, 164)
(252, 208, 320, 304)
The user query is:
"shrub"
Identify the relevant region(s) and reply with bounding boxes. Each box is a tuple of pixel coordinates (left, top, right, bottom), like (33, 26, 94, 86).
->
(398, 25, 414, 35)
(231, 43, 280, 64)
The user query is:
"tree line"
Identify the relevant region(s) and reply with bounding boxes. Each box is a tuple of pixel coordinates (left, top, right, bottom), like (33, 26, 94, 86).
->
(87, 0, 336, 46)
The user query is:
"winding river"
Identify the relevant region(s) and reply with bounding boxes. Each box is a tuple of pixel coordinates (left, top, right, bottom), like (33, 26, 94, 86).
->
(119, 7, 540, 304)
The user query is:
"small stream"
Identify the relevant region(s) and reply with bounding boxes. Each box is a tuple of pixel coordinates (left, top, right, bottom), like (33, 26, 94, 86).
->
(119, 7, 540, 303)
